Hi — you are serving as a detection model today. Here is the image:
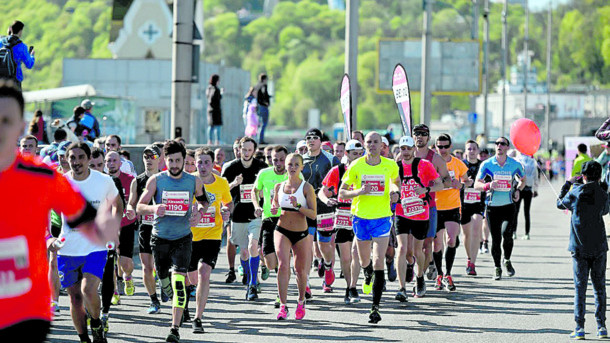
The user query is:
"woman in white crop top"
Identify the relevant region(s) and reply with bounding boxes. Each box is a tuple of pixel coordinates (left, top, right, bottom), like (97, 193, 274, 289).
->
(270, 153, 316, 320)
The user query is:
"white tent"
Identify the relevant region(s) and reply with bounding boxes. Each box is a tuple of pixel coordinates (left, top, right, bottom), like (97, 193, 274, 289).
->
(23, 84, 97, 103)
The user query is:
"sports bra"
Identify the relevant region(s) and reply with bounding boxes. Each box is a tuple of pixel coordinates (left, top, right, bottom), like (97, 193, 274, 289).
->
(278, 180, 308, 211)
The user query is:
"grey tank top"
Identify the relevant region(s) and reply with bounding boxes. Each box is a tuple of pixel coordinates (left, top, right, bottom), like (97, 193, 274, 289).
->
(153, 171, 196, 240)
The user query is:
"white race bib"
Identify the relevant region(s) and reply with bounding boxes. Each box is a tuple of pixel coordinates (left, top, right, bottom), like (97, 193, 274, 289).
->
(362, 174, 385, 196)
(0, 236, 31, 299)
(240, 184, 254, 203)
(464, 188, 482, 204)
(162, 191, 190, 216)
(141, 214, 155, 225)
(317, 213, 335, 232)
(401, 197, 425, 217)
(494, 174, 512, 192)
(334, 208, 353, 230)
(196, 206, 216, 228)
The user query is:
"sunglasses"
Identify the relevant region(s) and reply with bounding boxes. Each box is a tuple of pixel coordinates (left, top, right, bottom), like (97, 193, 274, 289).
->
(143, 154, 157, 160)
(495, 141, 509, 147)
(413, 131, 429, 137)
(306, 135, 320, 141)
(436, 144, 451, 150)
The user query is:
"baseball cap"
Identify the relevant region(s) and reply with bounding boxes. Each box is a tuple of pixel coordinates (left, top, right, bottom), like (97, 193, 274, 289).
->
(582, 160, 602, 180)
(399, 136, 415, 148)
(412, 124, 429, 133)
(56, 141, 71, 156)
(81, 99, 95, 110)
(305, 128, 322, 138)
(381, 137, 389, 146)
(345, 139, 363, 151)
(322, 141, 333, 150)
(143, 144, 161, 158)
(296, 140, 307, 150)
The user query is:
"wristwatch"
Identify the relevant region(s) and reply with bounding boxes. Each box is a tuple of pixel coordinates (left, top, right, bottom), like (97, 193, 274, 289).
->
(295, 203, 302, 210)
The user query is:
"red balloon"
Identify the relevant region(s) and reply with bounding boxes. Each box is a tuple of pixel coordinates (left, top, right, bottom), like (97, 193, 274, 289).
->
(510, 118, 541, 156)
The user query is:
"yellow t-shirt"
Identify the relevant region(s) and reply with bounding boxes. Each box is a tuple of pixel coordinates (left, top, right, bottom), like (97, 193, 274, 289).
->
(341, 156, 398, 219)
(191, 174, 232, 241)
(435, 156, 468, 211)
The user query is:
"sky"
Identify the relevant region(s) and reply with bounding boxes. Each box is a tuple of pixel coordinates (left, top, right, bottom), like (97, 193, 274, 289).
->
(491, 0, 570, 11)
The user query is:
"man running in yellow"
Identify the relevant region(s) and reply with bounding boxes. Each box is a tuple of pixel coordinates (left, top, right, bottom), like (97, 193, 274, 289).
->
(339, 132, 400, 324)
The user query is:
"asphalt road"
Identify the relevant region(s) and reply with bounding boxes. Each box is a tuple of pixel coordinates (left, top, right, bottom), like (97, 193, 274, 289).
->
(47, 179, 605, 342)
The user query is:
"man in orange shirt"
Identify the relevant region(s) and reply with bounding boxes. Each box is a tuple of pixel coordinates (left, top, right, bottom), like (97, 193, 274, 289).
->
(0, 80, 119, 342)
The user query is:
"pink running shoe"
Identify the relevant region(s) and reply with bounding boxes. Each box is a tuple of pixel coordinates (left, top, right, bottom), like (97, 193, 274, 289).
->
(322, 281, 332, 293)
(295, 302, 306, 320)
(305, 286, 312, 299)
(324, 268, 335, 286)
(277, 305, 288, 320)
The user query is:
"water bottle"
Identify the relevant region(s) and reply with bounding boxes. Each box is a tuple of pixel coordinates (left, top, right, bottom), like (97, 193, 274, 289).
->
(52, 237, 66, 249)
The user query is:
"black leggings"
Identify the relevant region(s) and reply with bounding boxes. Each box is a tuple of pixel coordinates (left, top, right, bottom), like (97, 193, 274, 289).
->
(101, 249, 116, 313)
(486, 204, 516, 268)
(513, 188, 533, 235)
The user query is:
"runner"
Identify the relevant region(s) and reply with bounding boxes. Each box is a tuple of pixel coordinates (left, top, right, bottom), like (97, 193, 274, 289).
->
(58, 142, 124, 343)
(253, 145, 290, 306)
(412, 124, 451, 282)
(394, 136, 443, 300)
(339, 131, 400, 324)
(271, 153, 317, 320)
(296, 140, 307, 155)
(89, 148, 105, 173)
(333, 141, 345, 161)
(478, 148, 491, 254)
(187, 148, 233, 333)
(318, 139, 364, 304)
(0, 80, 119, 343)
(136, 140, 210, 342)
(104, 134, 136, 177)
(302, 128, 340, 293)
(474, 137, 526, 280)
(184, 149, 197, 173)
(19, 134, 37, 157)
(433, 134, 469, 291)
(125, 145, 162, 314)
(223, 139, 242, 284)
(213, 147, 225, 173)
(461, 140, 485, 276)
(221, 137, 267, 300)
(511, 151, 539, 240)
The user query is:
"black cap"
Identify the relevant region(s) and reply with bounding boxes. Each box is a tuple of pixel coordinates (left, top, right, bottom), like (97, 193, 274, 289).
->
(412, 124, 429, 133)
(582, 160, 602, 180)
(305, 128, 322, 138)
(143, 144, 161, 158)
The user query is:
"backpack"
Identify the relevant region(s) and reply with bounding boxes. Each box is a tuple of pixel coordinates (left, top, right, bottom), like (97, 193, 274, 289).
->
(0, 37, 19, 79)
(398, 158, 431, 202)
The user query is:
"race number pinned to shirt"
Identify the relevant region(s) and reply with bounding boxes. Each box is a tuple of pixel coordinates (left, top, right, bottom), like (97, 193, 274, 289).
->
(362, 174, 385, 196)
(0, 236, 31, 299)
(141, 214, 155, 225)
(162, 191, 190, 216)
(401, 197, 425, 217)
(317, 213, 335, 232)
(493, 173, 512, 192)
(334, 208, 353, 230)
(464, 188, 482, 204)
(240, 184, 254, 203)
(196, 206, 216, 228)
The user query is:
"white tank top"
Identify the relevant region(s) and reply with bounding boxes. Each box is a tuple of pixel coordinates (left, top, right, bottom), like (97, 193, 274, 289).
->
(278, 180, 308, 211)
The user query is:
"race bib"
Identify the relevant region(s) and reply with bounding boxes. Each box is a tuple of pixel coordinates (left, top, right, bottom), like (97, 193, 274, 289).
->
(240, 184, 254, 203)
(362, 174, 385, 196)
(141, 214, 155, 225)
(494, 174, 512, 192)
(464, 188, 482, 204)
(335, 208, 353, 230)
(196, 206, 216, 228)
(162, 191, 190, 216)
(0, 236, 31, 299)
(317, 213, 335, 232)
(401, 197, 425, 217)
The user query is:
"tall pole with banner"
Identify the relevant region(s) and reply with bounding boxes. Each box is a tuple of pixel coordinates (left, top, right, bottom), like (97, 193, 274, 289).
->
(545, 1, 552, 151)
(483, 0, 490, 142)
(340, 74, 352, 140)
(392, 64, 413, 136)
(501, 0, 508, 137)
(345, 0, 359, 131)
(171, 0, 195, 140)
(420, 0, 433, 127)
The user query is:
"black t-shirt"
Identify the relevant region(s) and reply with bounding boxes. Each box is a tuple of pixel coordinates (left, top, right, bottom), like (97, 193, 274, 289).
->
(222, 158, 267, 223)
(303, 150, 340, 224)
(462, 159, 485, 206)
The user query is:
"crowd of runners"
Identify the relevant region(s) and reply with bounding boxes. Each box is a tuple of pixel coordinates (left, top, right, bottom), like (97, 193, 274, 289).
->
(1, 80, 538, 342)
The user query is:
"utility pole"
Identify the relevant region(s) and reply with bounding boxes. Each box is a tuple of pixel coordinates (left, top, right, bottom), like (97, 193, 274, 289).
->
(170, 0, 195, 141)
(483, 0, 490, 142)
(470, 0, 479, 140)
(345, 0, 359, 131)
(523, 0, 529, 120)
(420, 0, 433, 127)
(545, 1, 552, 151)
(501, 0, 508, 137)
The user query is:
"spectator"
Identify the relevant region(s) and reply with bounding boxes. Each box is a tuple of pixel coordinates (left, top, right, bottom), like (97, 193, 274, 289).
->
(557, 161, 609, 340)
(0, 20, 34, 89)
(596, 144, 610, 182)
(41, 129, 68, 165)
(27, 110, 47, 144)
(67, 106, 86, 133)
(79, 99, 101, 141)
(572, 143, 592, 177)
(207, 74, 223, 145)
(253, 73, 270, 144)
(118, 149, 131, 161)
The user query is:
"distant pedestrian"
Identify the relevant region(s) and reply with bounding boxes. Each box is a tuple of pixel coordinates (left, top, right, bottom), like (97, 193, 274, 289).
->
(206, 74, 223, 145)
(572, 143, 592, 177)
(557, 160, 609, 340)
(253, 73, 271, 144)
(0, 20, 34, 89)
(79, 99, 101, 141)
(28, 109, 48, 144)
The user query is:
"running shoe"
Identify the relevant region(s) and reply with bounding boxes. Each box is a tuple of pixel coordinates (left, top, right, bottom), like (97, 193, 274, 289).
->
(117, 279, 125, 296)
(225, 269, 236, 283)
(51, 301, 60, 316)
(247, 285, 258, 301)
(512, 232, 517, 240)
(349, 288, 361, 303)
(192, 318, 204, 334)
(598, 327, 608, 339)
(368, 305, 381, 324)
(147, 301, 161, 314)
(344, 289, 351, 305)
(124, 278, 135, 296)
(295, 301, 306, 320)
(322, 281, 333, 293)
(261, 265, 270, 281)
(483, 241, 489, 254)
(305, 286, 312, 299)
(313, 258, 319, 271)
(387, 260, 397, 282)
(256, 282, 261, 293)
(362, 268, 373, 295)
(405, 261, 414, 284)
(274, 296, 281, 308)
(504, 260, 515, 277)
(494, 267, 502, 280)
(189, 287, 196, 298)
(479, 241, 484, 254)
(277, 305, 288, 320)
(91, 323, 106, 343)
(467, 261, 477, 276)
(413, 277, 427, 298)
(395, 288, 408, 303)
(324, 268, 335, 286)
(522, 234, 530, 240)
(166, 327, 180, 342)
(443, 275, 456, 292)
(111, 293, 121, 305)
(434, 275, 444, 290)
(426, 263, 438, 281)
(238, 265, 244, 277)
(317, 260, 326, 278)
(101, 313, 109, 335)
(570, 328, 585, 340)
